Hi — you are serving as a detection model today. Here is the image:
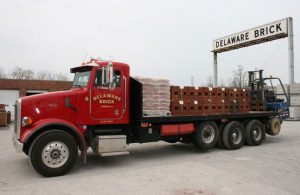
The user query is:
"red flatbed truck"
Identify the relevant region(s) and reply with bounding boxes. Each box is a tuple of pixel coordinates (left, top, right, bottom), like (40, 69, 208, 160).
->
(12, 59, 282, 177)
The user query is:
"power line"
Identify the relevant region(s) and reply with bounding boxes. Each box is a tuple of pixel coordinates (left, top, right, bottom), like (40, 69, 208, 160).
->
(262, 39, 286, 66)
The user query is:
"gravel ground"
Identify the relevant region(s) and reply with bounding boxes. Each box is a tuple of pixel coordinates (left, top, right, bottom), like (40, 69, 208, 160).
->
(0, 121, 300, 195)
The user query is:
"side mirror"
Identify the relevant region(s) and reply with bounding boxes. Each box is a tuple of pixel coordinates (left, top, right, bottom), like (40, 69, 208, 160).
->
(107, 61, 114, 84)
(101, 61, 115, 90)
(101, 66, 106, 85)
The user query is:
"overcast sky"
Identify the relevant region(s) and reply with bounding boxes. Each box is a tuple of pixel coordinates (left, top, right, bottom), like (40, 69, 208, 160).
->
(0, 0, 299, 85)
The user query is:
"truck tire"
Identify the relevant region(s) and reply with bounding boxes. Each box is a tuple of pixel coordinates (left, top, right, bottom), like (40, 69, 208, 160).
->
(245, 120, 266, 146)
(29, 130, 78, 177)
(193, 121, 219, 150)
(267, 118, 281, 136)
(222, 121, 245, 150)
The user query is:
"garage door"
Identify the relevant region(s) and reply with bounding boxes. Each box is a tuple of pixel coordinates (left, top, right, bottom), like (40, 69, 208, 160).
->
(0, 90, 19, 121)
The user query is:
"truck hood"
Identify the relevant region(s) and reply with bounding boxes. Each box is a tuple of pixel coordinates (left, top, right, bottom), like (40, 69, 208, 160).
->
(20, 89, 81, 126)
(21, 89, 77, 102)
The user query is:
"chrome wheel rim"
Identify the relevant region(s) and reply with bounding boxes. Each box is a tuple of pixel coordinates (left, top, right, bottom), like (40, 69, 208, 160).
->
(42, 141, 69, 168)
(202, 125, 215, 144)
(232, 128, 242, 144)
(252, 126, 262, 141)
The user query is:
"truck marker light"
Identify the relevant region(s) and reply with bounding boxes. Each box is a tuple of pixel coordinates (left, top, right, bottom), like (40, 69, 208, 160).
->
(22, 117, 33, 127)
(141, 123, 149, 127)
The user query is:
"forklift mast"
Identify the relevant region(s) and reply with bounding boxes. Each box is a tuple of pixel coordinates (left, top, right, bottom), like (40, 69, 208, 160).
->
(248, 70, 266, 111)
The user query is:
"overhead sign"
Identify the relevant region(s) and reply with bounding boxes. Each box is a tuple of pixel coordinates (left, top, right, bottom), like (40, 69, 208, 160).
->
(213, 18, 289, 53)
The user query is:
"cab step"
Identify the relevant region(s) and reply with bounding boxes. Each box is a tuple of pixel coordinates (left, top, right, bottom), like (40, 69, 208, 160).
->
(100, 151, 129, 157)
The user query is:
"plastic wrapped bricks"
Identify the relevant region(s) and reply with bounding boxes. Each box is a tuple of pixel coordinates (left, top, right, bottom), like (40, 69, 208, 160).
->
(134, 77, 171, 116)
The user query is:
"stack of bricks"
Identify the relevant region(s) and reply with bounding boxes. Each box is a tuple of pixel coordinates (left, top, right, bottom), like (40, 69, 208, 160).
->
(170, 86, 251, 116)
(250, 100, 267, 111)
(0, 104, 7, 126)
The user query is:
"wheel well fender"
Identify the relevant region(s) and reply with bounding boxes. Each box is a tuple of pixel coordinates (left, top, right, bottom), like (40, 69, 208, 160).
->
(23, 123, 87, 158)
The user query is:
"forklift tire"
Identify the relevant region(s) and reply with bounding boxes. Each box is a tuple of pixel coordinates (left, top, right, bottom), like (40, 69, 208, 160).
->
(245, 120, 266, 146)
(29, 130, 78, 177)
(222, 121, 245, 150)
(193, 121, 219, 150)
(267, 118, 281, 136)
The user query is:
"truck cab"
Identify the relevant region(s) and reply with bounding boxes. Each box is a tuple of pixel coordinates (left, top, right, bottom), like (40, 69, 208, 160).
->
(13, 59, 131, 176)
(71, 60, 130, 125)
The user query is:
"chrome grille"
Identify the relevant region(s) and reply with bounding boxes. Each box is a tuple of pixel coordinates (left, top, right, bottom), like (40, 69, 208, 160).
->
(14, 103, 17, 134)
(14, 99, 21, 139)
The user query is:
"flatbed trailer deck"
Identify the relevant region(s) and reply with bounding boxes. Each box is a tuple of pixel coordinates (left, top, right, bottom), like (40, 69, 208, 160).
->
(141, 112, 278, 123)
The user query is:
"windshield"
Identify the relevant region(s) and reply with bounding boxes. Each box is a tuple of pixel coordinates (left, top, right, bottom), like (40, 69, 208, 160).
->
(72, 70, 91, 87)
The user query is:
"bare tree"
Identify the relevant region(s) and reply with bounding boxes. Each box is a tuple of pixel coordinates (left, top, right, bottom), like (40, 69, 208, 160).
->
(9, 67, 25, 79)
(23, 69, 35, 80)
(5, 66, 70, 81)
(206, 76, 213, 87)
(9, 67, 35, 80)
(0, 68, 6, 79)
(36, 71, 55, 80)
(231, 65, 248, 88)
(36, 70, 48, 80)
(35, 70, 69, 81)
(219, 79, 226, 87)
(54, 73, 69, 81)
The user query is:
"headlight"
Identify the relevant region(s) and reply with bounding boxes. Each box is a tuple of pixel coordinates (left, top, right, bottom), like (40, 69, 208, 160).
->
(22, 117, 33, 127)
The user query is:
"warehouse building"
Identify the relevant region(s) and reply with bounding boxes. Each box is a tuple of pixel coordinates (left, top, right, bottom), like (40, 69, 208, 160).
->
(0, 79, 72, 120)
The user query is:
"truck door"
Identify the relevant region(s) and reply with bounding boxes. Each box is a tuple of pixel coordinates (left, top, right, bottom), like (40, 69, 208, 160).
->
(90, 68, 125, 121)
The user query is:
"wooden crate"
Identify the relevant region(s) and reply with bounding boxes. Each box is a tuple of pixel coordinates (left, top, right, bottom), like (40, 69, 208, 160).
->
(0, 112, 7, 126)
(7, 111, 11, 123)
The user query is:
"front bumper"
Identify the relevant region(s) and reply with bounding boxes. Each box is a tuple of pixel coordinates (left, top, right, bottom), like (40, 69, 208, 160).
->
(12, 134, 23, 152)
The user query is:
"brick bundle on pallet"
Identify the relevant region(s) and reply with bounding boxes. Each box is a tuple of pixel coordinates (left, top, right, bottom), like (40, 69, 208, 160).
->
(250, 100, 267, 111)
(135, 77, 171, 116)
(0, 110, 7, 126)
(0, 104, 8, 126)
(170, 86, 251, 116)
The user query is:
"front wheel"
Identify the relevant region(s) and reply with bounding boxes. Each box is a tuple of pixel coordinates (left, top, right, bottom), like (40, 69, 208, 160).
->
(29, 130, 78, 177)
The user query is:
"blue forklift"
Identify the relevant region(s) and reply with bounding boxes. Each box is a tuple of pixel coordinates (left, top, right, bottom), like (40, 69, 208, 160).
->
(248, 70, 289, 118)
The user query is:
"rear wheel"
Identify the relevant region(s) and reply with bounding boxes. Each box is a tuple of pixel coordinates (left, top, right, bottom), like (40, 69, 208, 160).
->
(222, 121, 245, 150)
(29, 130, 78, 177)
(193, 121, 219, 150)
(245, 120, 266, 146)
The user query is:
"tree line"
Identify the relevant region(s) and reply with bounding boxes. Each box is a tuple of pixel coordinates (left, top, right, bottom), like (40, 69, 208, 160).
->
(0, 65, 249, 86)
(205, 65, 248, 88)
(0, 67, 70, 81)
